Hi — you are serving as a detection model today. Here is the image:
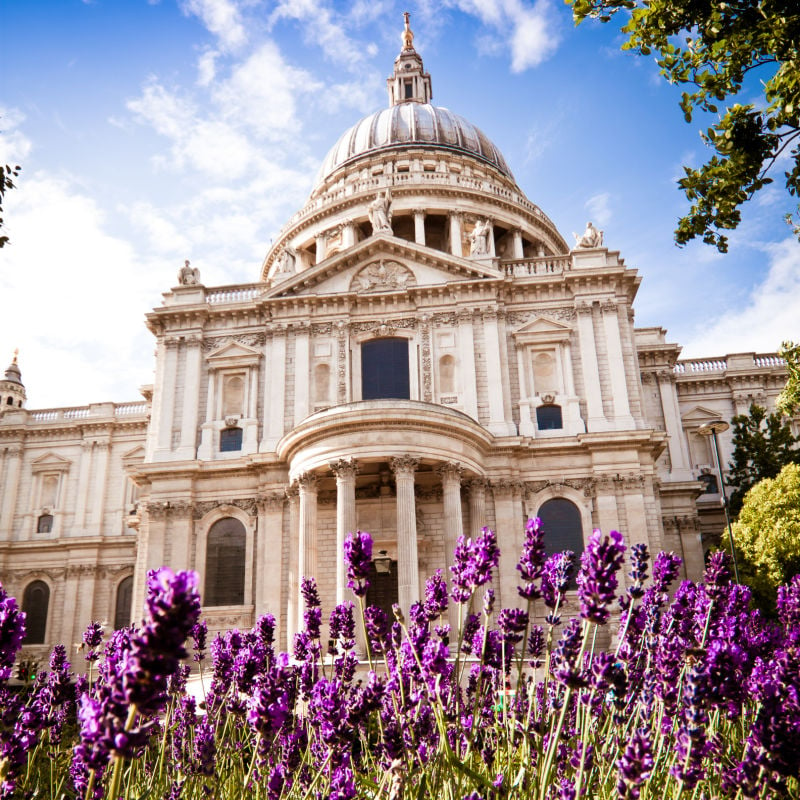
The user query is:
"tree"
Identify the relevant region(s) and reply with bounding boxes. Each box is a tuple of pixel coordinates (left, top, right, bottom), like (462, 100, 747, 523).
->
(727, 403, 800, 517)
(0, 162, 21, 248)
(569, 0, 800, 252)
(727, 463, 800, 613)
(777, 340, 800, 415)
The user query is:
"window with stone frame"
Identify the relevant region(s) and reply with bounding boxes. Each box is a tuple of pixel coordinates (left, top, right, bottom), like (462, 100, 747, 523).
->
(220, 427, 243, 452)
(204, 517, 246, 606)
(538, 498, 584, 586)
(222, 374, 245, 417)
(536, 404, 563, 430)
(361, 338, 410, 400)
(114, 576, 134, 629)
(22, 580, 49, 644)
(36, 514, 53, 533)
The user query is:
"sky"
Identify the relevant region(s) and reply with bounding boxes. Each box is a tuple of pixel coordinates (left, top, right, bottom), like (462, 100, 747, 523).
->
(2, 0, 799, 409)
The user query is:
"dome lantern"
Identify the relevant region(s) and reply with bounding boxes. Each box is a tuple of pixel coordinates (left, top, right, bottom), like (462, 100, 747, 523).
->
(0, 350, 26, 412)
(387, 12, 432, 106)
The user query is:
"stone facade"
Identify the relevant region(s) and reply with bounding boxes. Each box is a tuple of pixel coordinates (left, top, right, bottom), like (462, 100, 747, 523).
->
(0, 25, 795, 664)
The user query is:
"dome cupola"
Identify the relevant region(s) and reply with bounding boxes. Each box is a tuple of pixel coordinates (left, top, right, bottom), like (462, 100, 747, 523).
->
(0, 350, 26, 412)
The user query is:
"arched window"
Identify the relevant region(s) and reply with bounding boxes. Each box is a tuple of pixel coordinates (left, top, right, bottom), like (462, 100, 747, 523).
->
(36, 514, 53, 533)
(538, 498, 584, 584)
(220, 427, 243, 452)
(536, 404, 563, 430)
(5, 397, 12, 406)
(205, 517, 246, 606)
(114, 576, 134, 629)
(22, 581, 50, 644)
(438, 355, 456, 394)
(362, 338, 410, 400)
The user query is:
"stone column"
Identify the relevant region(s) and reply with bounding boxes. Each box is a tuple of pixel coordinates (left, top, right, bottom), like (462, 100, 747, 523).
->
(296, 472, 318, 632)
(331, 458, 358, 604)
(87, 437, 111, 536)
(315, 233, 327, 263)
(177, 335, 202, 460)
(73, 440, 94, 531)
(256, 493, 285, 632)
(656, 370, 693, 480)
(511, 228, 524, 259)
(482, 309, 514, 436)
(468, 478, 488, 537)
(457, 310, 479, 420)
(294, 323, 311, 424)
(413, 209, 426, 246)
(154, 338, 179, 458)
(437, 462, 464, 568)
(262, 327, 287, 451)
(131, 502, 169, 621)
(576, 302, 607, 432)
(448, 212, 463, 257)
(0, 444, 22, 536)
(285, 485, 299, 649)
(601, 300, 634, 428)
(391, 456, 419, 613)
(491, 480, 524, 608)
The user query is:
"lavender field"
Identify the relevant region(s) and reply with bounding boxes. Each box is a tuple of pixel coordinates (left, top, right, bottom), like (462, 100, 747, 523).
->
(1, 522, 798, 799)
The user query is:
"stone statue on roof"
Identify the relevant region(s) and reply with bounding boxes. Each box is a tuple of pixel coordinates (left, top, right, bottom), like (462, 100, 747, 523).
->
(573, 221, 604, 249)
(177, 259, 201, 285)
(369, 189, 393, 235)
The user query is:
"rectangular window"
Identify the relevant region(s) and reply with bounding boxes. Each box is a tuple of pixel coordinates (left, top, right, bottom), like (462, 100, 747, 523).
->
(361, 338, 410, 400)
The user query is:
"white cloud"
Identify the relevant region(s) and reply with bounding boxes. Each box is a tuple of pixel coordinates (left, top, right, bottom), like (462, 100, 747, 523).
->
(446, 0, 562, 71)
(0, 172, 164, 408)
(585, 192, 612, 227)
(681, 238, 800, 357)
(0, 107, 33, 165)
(180, 0, 248, 51)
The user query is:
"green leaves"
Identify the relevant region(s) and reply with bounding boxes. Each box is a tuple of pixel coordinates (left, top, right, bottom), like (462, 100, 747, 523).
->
(567, 0, 800, 249)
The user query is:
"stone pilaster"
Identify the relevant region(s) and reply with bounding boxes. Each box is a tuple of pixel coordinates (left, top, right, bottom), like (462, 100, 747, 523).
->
(457, 310, 479, 420)
(413, 208, 426, 245)
(285, 485, 299, 650)
(0, 444, 22, 535)
(448, 212, 463, 256)
(177, 335, 202, 459)
(296, 472, 318, 632)
(491, 479, 524, 608)
(391, 455, 419, 613)
(262, 327, 287, 451)
(256, 493, 286, 633)
(601, 300, 634, 428)
(468, 477, 488, 537)
(576, 302, 607, 432)
(331, 458, 358, 604)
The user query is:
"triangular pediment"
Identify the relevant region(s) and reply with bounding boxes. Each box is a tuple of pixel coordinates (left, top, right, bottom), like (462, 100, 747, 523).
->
(206, 341, 262, 361)
(31, 452, 72, 472)
(513, 315, 572, 343)
(681, 406, 725, 425)
(265, 234, 503, 299)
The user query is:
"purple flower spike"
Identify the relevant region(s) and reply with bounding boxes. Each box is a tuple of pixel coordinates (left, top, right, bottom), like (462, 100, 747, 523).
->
(0, 583, 26, 682)
(777, 575, 800, 646)
(343, 530, 372, 597)
(652, 551, 682, 594)
(424, 570, 449, 621)
(577, 529, 626, 625)
(617, 729, 654, 799)
(517, 517, 547, 600)
(450, 527, 500, 603)
(542, 551, 575, 610)
(300, 576, 321, 608)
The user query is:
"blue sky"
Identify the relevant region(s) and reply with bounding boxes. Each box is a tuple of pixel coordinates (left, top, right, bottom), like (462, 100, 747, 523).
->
(2, 0, 798, 408)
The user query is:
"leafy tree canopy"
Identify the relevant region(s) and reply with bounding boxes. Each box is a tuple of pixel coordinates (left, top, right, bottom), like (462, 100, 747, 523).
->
(777, 340, 800, 415)
(569, 0, 800, 252)
(726, 462, 800, 613)
(727, 402, 800, 517)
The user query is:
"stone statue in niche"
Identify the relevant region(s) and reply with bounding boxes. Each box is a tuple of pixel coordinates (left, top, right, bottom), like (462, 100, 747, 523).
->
(469, 218, 492, 256)
(177, 259, 201, 286)
(274, 244, 297, 276)
(368, 189, 393, 234)
(573, 221, 604, 249)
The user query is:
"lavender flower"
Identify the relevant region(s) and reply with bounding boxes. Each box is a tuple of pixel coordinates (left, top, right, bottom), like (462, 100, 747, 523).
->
(542, 551, 575, 611)
(83, 621, 104, 662)
(329, 603, 356, 650)
(777, 574, 800, 646)
(0, 583, 25, 682)
(651, 551, 682, 594)
(190, 619, 207, 663)
(577, 529, 626, 625)
(343, 530, 372, 597)
(497, 608, 528, 645)
(517, 517, 547, 600)
(617, 729, 654, 799)
(450, 527, 500, 603)
(423, 570, 449, 621)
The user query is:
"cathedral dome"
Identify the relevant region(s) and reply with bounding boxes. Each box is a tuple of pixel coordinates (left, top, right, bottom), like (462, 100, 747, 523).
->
(315, 103, 514, 186)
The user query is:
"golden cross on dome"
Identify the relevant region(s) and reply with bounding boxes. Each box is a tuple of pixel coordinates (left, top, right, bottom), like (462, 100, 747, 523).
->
(402, 11, 414, 50)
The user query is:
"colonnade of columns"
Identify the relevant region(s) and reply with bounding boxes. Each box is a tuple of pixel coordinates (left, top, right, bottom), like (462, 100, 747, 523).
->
(291, 456, 489, 630)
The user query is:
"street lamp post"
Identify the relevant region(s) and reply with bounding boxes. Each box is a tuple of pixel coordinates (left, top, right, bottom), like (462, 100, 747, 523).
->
(696, 419, 740, 583)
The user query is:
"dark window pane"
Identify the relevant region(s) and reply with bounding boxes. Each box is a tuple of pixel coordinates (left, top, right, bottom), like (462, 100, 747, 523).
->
(220, 427, 243, 452)
(536, 405, 563, 430)
(37, 514, 53, 533)
(365, 560, 399, 624)
(699, 474, 718, 494)
(114, 576, 134, 629)
(362, 338, 410, 400)
(22, 581, 49, 644)
(538, 499, 584, 587)
(205, 517, 246, 606)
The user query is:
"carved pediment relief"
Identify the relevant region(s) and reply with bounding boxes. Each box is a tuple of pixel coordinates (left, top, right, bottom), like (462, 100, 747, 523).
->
(350, 260, 416, 293)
